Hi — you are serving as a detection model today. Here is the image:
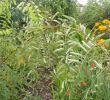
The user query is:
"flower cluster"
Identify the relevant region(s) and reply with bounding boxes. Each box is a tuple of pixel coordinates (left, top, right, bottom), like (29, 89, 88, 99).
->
(94, 19, 110, 31)
(98, 25, 107, 31)
(97, 39, 105, 45)
(93, 19, 110, 45)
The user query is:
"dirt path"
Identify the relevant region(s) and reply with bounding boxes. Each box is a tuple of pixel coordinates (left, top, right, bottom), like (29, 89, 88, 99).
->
(36, 67, 53, 100)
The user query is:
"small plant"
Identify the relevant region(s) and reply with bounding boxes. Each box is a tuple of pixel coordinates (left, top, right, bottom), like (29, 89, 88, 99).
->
(93, 19, 110, 48)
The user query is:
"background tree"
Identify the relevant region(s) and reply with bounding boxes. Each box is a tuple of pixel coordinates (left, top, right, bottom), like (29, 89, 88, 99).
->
(34, 0, 79, 18)
(80, 0, 110, 28)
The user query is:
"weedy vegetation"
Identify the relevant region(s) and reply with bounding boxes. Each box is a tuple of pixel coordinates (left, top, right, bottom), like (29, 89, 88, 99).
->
(0, 0, 110, 100)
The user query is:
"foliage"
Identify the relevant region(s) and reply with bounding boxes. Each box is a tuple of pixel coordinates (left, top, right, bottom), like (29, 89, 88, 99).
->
(34, 0, 79, 18)
(0, 0, 110, 100)
(80, 0, 110, 28)
(51, 18, 110, 100)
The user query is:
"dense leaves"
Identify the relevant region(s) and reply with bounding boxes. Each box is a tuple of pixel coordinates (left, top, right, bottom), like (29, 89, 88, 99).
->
(0, 0, 110, 100)
(80, 0, 110, 28)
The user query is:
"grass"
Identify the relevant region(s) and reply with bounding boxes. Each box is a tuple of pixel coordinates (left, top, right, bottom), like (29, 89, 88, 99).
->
(0, 0, 110, 100)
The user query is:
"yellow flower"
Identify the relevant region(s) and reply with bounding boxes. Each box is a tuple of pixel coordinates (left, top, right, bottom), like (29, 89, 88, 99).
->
(97, 39, 105, 45)
(95, 22, 100, 26)
(98, 25, 107, 31)
(102, 19, 110, 24)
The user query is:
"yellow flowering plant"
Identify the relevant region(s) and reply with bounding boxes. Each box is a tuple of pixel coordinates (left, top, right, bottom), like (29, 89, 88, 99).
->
(102, 19, 110, 24)
(98, 25, 107, 31)
(93, 19, 110, 47)
(93, 19, 110, 36)
(97, 39, 105, 45)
